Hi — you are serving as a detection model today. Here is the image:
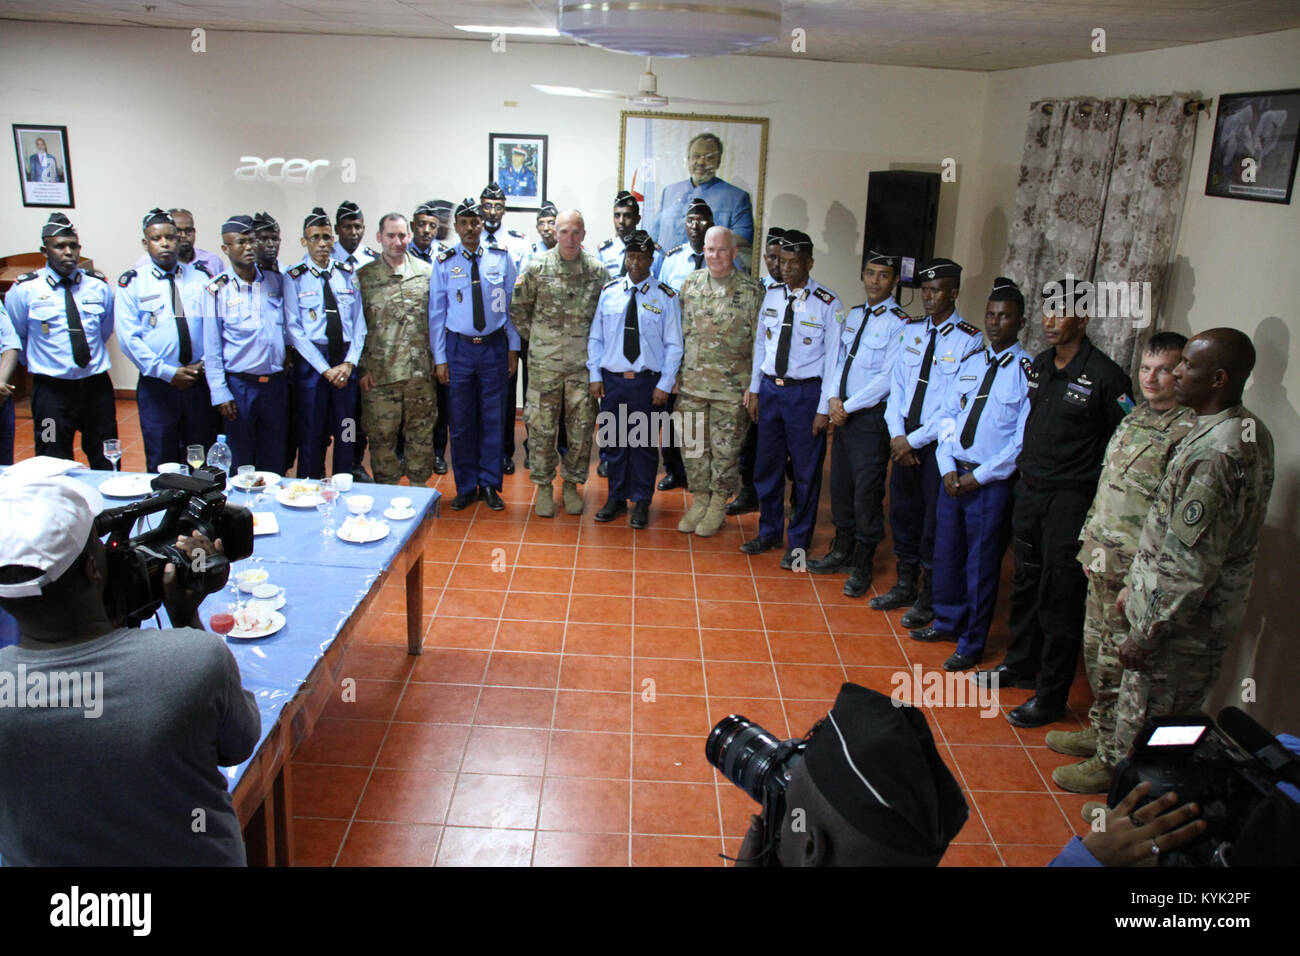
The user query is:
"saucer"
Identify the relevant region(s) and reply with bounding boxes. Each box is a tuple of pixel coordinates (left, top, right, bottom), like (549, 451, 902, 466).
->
(384, 507, 416, 520)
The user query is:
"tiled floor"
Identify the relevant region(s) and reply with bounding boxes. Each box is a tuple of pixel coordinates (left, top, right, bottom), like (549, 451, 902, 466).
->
(12, 399, 1096, 866)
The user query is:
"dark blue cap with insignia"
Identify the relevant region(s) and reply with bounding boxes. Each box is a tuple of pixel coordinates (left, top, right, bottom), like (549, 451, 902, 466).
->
(537, 201, 558, 218)
(480, 183, 506, 202)
(865, 249, 900, 270)
(41, 213, 76, 239)
(251, 211, 279, 232)
(780, 230, 813, 254)
(988, 276, 1025, 314)
(685, 197, 713, 218)
(764, 226, 787, 245)
(221, 214, 255, 235)
(141, 208, 173, 232)
(303, 206, 331, 230)
(431, 200, 453, 219)
(918, 258, 962, 282)
(614, 190, 640, 213)
(335, 200, 363, 223)
(455, 197, 482, 219)
(623, 229, 655, 254)
(413, 199, 440, 219)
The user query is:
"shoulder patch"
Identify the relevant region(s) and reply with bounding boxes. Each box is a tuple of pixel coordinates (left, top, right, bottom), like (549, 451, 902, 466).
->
(598, 238, 613, 251)
(603, 278, 620, 290)
(85, 269, 108, 283)
(15, 271, 38, 283)
(956, 320, 980, 337)
(812, 287, 835, 304)
(117, 269, 137, 288)
(205, 274, 230, 294)
(192, 260, 213, 278)
(336, 260, 353, 273)
(437, 248, 457, 263)
(508, 229, 524, 239)
(1020, 357, 1032, 375)
(287, 263, 308, 279)
(486, 242, 504, 253)
(657, 282, 677, 298)
(666, 244, 684, 256)
(891, 306, 909, 318)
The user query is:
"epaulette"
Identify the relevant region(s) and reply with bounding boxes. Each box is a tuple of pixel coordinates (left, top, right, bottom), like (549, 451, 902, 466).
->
(337, 260, 353, 273)
(192, 260, 213, 278)
(287, 263, 309, 279)
(1019, 357, 1033, 375)
(437, 248, 457, 263)
(598, 239, 613, 251)
(117, 269, 137, 288)
(854, 303, 868, 313)
(603, 278, 620, 290)
(938, 322, 955, 336)
(890, 306, 909, 319)
(14, 271, 38, 283)
(206, 274, 230, 294)
(812, 287, 835, 304)
(961, 343, 985, 361)
(871, 304, 887, 316)
(508, 229, 524, 239)
(956, 319, 980, 337)
(666, 244, 684, 256)
(486, 242, 504, 252)
(657, 282, 677, 297)
(85, 269, 108, 283)
(905, 313, 926, 324)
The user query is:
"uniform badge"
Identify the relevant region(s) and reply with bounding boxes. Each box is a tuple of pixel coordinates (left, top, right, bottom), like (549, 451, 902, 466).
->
(803, 337, 812, 345)
(1182, 500, 1204, 526)
(456, 290, 463, 303)
(766, 329, 772, 340)
(41, 321, 50, 335)
(451, 266, 464, 276)
(914, 336, 922, 345)
(309, 308, 317, 320)
(149, 314, 157, 328)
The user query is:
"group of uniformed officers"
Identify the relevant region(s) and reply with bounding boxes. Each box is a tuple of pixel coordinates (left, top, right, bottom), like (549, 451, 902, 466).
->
(0, 190, 1275, 795)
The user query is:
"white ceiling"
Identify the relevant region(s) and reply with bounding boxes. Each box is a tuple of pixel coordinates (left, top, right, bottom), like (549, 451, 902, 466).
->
(2, 0, 1298, 71)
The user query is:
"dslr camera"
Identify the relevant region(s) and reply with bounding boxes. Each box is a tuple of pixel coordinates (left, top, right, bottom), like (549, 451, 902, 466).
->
(95, 469, 254, 626)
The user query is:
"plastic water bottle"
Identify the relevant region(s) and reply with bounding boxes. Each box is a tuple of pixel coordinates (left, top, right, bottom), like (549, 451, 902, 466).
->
(206, 434, 233, 479)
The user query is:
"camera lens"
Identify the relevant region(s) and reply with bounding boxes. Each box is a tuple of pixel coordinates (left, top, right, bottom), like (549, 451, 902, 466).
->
(706, 715, 785, 804)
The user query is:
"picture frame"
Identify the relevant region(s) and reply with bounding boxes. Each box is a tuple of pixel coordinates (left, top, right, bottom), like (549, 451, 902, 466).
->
(488, 132, 548, 211)
(1204, 88, 1300, 204)
(618, 110, 768, 267)
(13, 123, 74, 208)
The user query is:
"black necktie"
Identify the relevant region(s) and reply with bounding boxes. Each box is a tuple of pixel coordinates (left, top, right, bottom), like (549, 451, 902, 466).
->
(774, 294, 796, 378)
(839, 311, 873, 400)
(320, 269, 345, 366)
(961, 351, 1002, 449)
(623, 284, 641, 363)
(903, 327, 938, 434)
(166, 272, 193, 366)
(61, 277, 91, 368)
(691, 252, 703, 270)
(618, 247, 627, 278)
(470, 253, 486, 331)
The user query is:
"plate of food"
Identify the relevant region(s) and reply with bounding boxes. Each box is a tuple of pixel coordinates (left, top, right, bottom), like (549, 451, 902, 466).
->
(230, 471, 280, 492)
(227, 608, 286, 640)
(337, 514, 391, 543)
(99, 474, 155, 498)
(276, 481, 322, 508)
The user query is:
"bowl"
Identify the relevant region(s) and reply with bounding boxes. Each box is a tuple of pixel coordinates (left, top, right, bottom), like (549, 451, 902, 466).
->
(391, 496, 412, 511)
(158, 462, 186, 475)
(346, 494, 374, 515)
(236, 568, 269, 593)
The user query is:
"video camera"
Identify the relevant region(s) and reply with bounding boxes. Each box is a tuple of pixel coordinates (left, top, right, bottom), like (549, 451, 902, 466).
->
(94, 469, 254, 626)
(1111, 707, 1300, 866)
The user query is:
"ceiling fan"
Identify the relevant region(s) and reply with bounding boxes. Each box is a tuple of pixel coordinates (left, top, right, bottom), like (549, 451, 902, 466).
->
(532, 57, 772, 109)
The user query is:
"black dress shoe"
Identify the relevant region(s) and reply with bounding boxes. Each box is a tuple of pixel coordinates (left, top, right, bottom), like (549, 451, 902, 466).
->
(433, 456, 448, 475)
(779, 549, 798, 570)
(1008, 695, 1066, 728)
(807, 545, 851, 575)
(503, 458, 515, 475)
(479, 487, 505, 511)
(974, 664, 1037, 689)
(597, 460, 608, 478)
(843, 568, 870, 598)
(909, 626, 954, 643)
(740, 534, 781, 555)
(629, 501, 650, 529)
(725, 486, 759, 516)
(595, 498, 627, 522)
(449, 491, 476, 511)
(657, 472, 685, 491)
(944, 652, 979, 672)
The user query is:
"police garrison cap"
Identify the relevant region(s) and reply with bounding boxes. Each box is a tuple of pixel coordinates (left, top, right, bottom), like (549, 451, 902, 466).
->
(988, 276, 1026, 314)
(614, 190, 640, 213)
(480, 182, 506, 202)
(42, 213, 76, 239)
(335, 200, 363, 223)
(623, 230, 655, 254)
(537, 201, 558, 218)
(220, 215, 255, 235)
(803, 683, 969, 864)
(865, 249, 900, 270)
(918, 258, 961, 281)
(303, 207, 331, 230)
(764, 226, 787, 246)
(780, 230, 813, 254)
(251, 211, 279, 232)
(454, 197, 481, 219)
(413, 200, 441, 220)
(685, 197, 714, 218)
(141, 208, 174, 232)
(430, 200, 454, 219)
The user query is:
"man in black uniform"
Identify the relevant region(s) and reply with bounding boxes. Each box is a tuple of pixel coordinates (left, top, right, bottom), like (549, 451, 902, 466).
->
(977, 279, 1133, 728)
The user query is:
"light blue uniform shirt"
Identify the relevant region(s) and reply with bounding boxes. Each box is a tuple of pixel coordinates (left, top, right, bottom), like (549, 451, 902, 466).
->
(597, 234, 664, 279)
(749, 278, 843, 398)
(115, 260, 209, 382)
(201, 266, 288, 406)
(0, 303, 18, 354)
(282, 256, 367, 374)
(3, 265, 115, 378)
(428, 242, 521, 365)
(821, 296, 908, 416)
(587, 276, 683, 393)
(654, 176, 754, 249)
(885, 311, 985, 447)
(481, 226, 530, 274)
(936, 341, 1031, 486)
(332, 242, 378, 270)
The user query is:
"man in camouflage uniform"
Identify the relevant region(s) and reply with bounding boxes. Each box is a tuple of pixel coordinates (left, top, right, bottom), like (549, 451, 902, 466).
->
(676, 226, 764, 538)
(356, 213, 436, 485)
(1051, 332, 1195, 793)
(1113, 328, 1274, 774)
(512, 209, 608, 517)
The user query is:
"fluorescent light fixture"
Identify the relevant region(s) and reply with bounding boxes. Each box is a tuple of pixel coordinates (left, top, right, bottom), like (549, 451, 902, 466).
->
(454, 24, 562, 37)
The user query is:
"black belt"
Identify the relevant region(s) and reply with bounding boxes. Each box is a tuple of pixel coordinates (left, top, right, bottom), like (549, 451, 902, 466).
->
(227, 371, 285, 383)
(32, 372, 109, 387)
(451, 328, 505, 345)
(314, 341, 351, 355)
(603, 368, 660, 380)
(954, 459, 979, 472)
(764, 373, 821, 386)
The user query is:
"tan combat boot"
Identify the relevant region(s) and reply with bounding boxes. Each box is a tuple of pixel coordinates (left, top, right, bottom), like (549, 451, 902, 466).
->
(562, 481, 583, 515)
(1052, 756, 1114, 794)
(694, 493, 730, 537)
(1045, 726, 1098, 757)
(677, 493, 711, 533)
(535, 487, 555, 518)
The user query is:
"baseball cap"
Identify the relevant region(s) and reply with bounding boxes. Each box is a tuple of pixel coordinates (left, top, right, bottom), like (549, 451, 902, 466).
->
(0, 476, 104, 598)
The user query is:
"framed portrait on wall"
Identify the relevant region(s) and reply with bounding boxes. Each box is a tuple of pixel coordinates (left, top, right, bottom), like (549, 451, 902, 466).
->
(1205, 88, 1300, 204)
(619, 111, 768, 267)
(488, 132, 548, 211)
(13, 123, 74, 208)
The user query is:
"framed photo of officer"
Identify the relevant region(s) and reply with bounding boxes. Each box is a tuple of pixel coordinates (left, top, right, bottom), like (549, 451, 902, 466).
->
(619, 111, 767, 268)
(489, 132, 548, 211)
(12, 123, 75, 208)
(1204, 88, 1300, 204)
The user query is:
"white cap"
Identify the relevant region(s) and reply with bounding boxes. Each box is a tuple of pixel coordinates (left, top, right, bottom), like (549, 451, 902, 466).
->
(0, 476, 104, 598)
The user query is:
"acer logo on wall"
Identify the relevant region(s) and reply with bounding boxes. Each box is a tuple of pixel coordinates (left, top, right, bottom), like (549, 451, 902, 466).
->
(234, 156, 356, 184)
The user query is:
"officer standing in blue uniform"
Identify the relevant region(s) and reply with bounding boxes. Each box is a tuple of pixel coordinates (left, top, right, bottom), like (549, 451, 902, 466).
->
(597, 192, 664, 279)
(4, 214, 117, 468)
(588, 231, 683, 529)
(429, 197, 521, 511)
(914, 278, 1031, 671)
(284, 207, 367, 479)
(202, 214, 290, 472)
(252, 211, 282, 273)
(478, 183, 530, 475)
(809, 252, 909, 597)
(408, 199, 451, 474)
(115, 208, 217, 472)
(0, 304, 21, 466)
(333, 200, 379, 269)
(499, 145, 537, 197)
(522, 200, 558, 271)
(873, 258, 984, 627)
(741, 230, 842, 567)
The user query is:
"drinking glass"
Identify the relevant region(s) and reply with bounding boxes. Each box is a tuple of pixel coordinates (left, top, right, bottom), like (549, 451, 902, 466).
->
(317, 479, 340, 537)
(102, 439, 121, 472)
(237, 464, 256, 505)
(186, 444, 205, 475)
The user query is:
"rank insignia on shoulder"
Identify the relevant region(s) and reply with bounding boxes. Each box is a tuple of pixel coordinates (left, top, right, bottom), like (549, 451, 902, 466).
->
(938, 322, 955, 335)
(437, 248, 457, 263)
(86, 269, 107, 282)
(657, 282, 676, 297)
(206, 275, 230, 294)
(1020, 357, 1033, 375)
(192, 261, 213, 277)
(288, 264, 308, 278)
(15, 271, 38, 283)
(337, 261, 353, 273)
(666, 244, 684, 256)
(603, 277, 620, 289)
(509, 229, 524, 239)
(1117, 393, 1136, 413)
(598, 238, 613, 251)
(872, 304, 887, 315)
(117, 269, 137, 288)
(956, 320, 980, 336)
(891, 306, 909, 318)
(812, 287, 835, 304)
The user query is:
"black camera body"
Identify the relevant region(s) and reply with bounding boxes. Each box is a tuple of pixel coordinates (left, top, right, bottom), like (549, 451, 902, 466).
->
(95, 470, 254, 626)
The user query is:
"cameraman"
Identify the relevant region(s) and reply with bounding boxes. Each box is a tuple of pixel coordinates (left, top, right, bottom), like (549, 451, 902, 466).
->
(0, 476, 260, 866)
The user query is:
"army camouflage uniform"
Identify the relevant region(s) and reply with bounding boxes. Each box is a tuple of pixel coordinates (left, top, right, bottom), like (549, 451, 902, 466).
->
(676, 269, 765, 498)
(1113, 404, 1274, 766)
(355, 253, 435, 485)
(512, 247, 607, 486)
(1076, 402, 1195, 763)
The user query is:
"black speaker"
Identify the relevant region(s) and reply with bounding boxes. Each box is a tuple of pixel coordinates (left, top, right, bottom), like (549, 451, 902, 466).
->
(863, 170, 941, 287)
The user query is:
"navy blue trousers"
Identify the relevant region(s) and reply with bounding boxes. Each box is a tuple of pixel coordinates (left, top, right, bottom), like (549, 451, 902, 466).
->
(225, 373, 289, 473)
(827, 407, 890, 550)
(447, 333, 506, 495)
(295, 361, 360, 479)
(602, 370, 659, 504)
(31, 373, 117, 470)
(137, 374, 217, 473)
(933, 473, 1014, 660)
(0, 398, 14, 466)
(887, 440, 940, 568)
(755, 376, 826, 551)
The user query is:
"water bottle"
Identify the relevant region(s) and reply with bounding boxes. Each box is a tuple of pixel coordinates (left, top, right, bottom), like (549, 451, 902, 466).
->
(206, 434, 233, 480)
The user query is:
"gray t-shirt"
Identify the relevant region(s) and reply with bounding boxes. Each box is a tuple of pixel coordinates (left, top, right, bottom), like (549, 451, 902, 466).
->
(0, 626, 260, 866)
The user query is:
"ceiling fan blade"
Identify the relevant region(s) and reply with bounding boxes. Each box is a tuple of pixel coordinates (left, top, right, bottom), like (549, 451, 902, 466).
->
(670, 95, 776, 107)
(531, 84, 627, 100)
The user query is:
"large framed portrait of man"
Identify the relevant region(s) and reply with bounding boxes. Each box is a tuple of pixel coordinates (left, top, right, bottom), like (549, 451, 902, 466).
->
(489, 132, 548, 211)
(619, 111, 767, 268)
(12, 124, 74, 208)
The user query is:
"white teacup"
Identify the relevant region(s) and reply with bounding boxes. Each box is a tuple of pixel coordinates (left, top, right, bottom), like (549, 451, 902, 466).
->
(346, 494, 374, 515)
(332, 473, 354, 493)
(236, 568, 269, 593)
(391, 496, 412, 512)
(251, 584, 285, 601)
(158, 462, 186, 475)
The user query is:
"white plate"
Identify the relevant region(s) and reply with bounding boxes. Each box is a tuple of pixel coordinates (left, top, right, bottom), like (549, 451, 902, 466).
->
(383, 507, 416, 521)
(277, 484, 322, 508)
(230, 471, 281, 492)
(246, 594, 286, 612)
(252, 512, 280, 535)
(337, 518, 390, 543)
(228, 609, 286, 640)
(99, 474, 154, 498)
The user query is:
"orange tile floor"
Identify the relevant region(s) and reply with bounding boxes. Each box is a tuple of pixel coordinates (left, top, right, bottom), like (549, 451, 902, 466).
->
(12, 399, 1097, 866)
